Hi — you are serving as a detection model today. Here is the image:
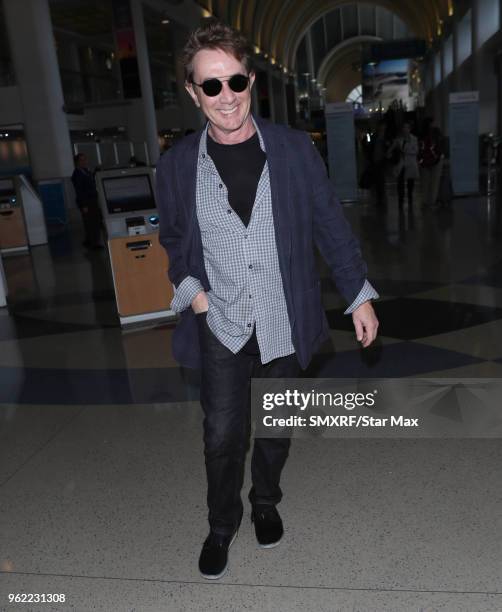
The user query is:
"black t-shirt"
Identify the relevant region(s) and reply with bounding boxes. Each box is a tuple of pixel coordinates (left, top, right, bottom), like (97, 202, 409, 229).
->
(207, 131, 266, 228)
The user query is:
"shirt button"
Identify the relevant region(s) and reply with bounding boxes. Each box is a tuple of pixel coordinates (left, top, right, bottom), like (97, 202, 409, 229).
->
(248, 264, 253, 269)
(247, 323, 252, 328)
(219, 183, 223, 189)
(249, 294, 252, 299)
(227, 209, 232, 214)
(201, 153, 205, 158)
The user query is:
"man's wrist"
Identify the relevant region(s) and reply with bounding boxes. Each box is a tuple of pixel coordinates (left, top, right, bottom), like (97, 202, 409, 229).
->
(170, 276, 204, 313)
(191, 291, 209, 314)
(344, 280, 379, 315)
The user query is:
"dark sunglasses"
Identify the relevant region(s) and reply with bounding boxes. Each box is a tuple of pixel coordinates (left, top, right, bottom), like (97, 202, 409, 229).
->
(191, 74, 250, 97)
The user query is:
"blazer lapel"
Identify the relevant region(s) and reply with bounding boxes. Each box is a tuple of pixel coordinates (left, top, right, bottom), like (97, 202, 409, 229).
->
(256, 117, 294, 322)
(177, 128, 209, 286)
(180, 129, 203, 226)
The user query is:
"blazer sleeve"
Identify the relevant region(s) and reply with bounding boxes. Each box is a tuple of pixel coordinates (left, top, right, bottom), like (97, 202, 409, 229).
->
(156, 151, 192, 290)
(303, 133, 369, 305)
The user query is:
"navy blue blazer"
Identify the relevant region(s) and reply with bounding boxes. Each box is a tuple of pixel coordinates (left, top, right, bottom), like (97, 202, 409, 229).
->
(156, 116, 368, 370)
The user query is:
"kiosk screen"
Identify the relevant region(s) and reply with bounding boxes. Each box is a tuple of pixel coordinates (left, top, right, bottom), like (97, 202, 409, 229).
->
(103, 175, 155, 214)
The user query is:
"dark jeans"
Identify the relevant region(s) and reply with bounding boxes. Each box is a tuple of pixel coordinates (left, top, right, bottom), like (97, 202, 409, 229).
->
(197, 312, 300, 536)
(397, 168, 415, 206)
(80, 205, 102, 246)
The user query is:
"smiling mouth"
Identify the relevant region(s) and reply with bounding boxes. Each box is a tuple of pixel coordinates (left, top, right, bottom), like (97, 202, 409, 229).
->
(219, 107, 238, 115)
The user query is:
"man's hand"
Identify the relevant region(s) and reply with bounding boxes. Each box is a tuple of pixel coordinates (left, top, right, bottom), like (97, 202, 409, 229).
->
(191, 291, 209, 314)
(352, 301, 379, 348)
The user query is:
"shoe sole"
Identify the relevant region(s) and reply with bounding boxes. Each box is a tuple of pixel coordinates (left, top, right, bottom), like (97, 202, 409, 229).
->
(251, 512, 283, 549)
(199, 529, 238, 580)
(257, 533, 283, 549)
(257, 533, 284, 548)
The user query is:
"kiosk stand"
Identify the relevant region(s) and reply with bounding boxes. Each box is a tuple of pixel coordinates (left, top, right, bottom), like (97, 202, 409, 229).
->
(18, 175, 48, 246)
(95, 167, 176, 327)
(0, 177, 29, 255)
(0, 254, 7, 307)
(0, 176, 47, 256)
(108, 234, 173, 325)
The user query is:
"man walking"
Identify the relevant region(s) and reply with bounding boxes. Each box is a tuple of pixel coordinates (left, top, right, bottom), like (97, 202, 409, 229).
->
(157, 20, 379, 580)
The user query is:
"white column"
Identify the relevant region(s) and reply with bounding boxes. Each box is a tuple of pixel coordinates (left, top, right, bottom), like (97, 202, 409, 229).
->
(3, 0, 73, 180)
(305, 30, 315, 82)
(130, 0, 159, 165)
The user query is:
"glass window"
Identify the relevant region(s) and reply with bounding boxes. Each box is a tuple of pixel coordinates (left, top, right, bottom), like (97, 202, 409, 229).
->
(143, 5, 180, 110)
(393, 16, 408, 39)
(50, 0, 121, 106)
(477, 0, 500, 45)
(324, 9, 343, 48)
(346, 85, 362, 104)
(311, 18, 327, 74)
(359, 5, 376, 36)
(341, 5, 358, 39)
(457, 9, 472, 65)
(0, 0, 15, 86)
(376, 7, 393, 39)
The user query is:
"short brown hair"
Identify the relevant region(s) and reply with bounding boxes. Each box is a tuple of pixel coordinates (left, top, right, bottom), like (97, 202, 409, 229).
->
(182, 18, 253, 82)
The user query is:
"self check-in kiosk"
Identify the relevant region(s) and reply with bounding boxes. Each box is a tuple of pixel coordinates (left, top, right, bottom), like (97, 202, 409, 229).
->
(0, 177, 29, 255)
(0, 253, 7, 307)
(95, 167, 175, 326)
(0, 176, 48, 256)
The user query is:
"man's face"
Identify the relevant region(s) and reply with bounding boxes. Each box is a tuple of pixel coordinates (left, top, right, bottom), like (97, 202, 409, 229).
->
(185, 48, 255, 135)
(78, 154, 88, 168)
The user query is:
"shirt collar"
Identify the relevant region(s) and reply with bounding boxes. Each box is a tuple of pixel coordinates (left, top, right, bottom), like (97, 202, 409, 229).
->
(198, 114, 266, 172)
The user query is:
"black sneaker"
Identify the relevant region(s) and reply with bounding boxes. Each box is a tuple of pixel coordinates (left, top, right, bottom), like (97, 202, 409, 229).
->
(198, 529, 238, 580)
(251, 505, 283, 548)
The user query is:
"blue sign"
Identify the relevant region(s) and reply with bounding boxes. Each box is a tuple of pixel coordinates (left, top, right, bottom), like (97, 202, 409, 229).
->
(325, 103, 358, 202)
(37, 180, 67, 226)
(449, 92, 479, 195)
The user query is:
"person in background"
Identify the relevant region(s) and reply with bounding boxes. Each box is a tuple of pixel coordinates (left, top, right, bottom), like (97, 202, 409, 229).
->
(71, 153, 103, 249)
(419, 119, 445, 209)
(388, 122, 419, 209)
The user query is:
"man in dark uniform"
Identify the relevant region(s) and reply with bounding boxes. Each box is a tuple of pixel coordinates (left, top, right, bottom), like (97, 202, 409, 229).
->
(71, 153, 103, 249)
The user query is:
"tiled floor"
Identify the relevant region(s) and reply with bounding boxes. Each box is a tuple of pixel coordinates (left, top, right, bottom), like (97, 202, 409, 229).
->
(1, 194, 502, 611)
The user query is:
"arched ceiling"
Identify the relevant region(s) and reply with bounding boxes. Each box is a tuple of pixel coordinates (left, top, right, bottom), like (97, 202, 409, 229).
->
(317, 35, 382, 85)
(323, 43, 365, 103)
(198, 0, 450, 71)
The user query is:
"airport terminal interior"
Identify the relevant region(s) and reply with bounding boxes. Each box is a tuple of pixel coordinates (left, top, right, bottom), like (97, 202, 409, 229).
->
(1, 0, 502, 610)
